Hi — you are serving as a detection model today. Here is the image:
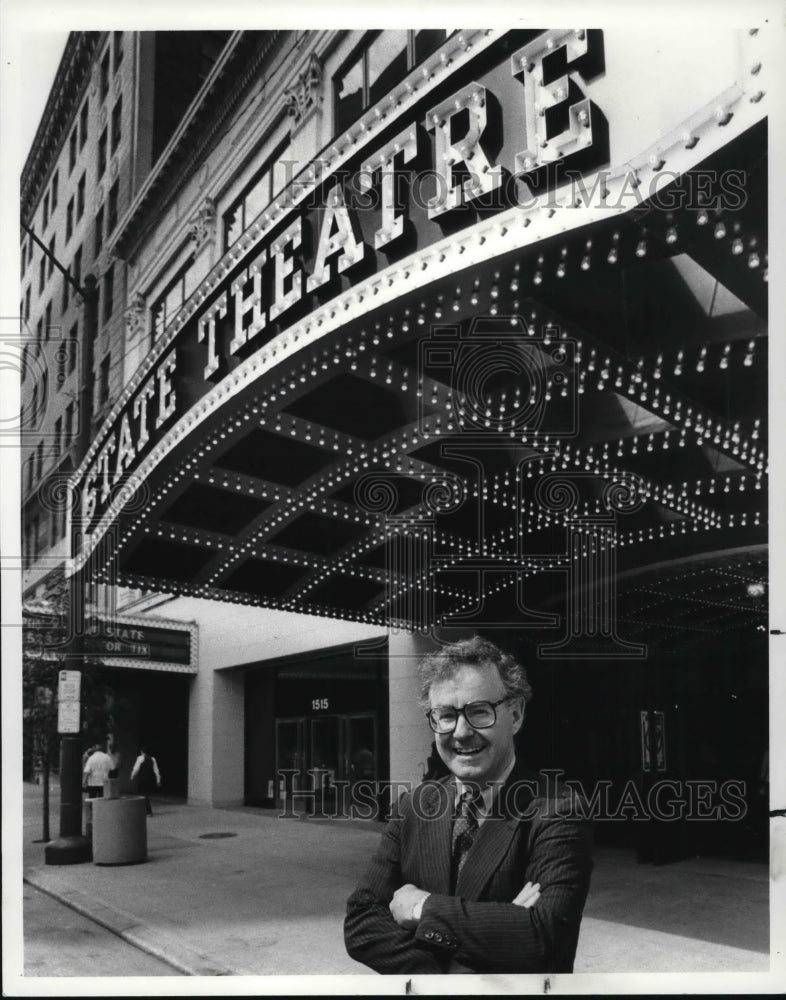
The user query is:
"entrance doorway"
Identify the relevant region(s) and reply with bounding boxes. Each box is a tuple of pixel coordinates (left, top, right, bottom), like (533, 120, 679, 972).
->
(276, 712, 378, 816)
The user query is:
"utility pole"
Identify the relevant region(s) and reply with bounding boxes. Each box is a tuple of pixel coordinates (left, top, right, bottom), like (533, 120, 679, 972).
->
(22, 221, 98, 865)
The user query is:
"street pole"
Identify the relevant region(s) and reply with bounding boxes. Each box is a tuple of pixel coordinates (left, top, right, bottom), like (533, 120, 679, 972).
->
(44, 273, 97, 866)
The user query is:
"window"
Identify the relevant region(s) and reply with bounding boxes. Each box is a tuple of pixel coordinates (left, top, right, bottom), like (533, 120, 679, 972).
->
(32, 516, 40, 558)
(335, 30, 447, 134)
(107, 180, 119, 233)
(151, 263, 193, 341)
(79, 99, 89, 148)
(68, 126, 77, 172)
(35, 441, 44, 481)
(223, 139, 290, 248)
(73, 246, 82, 288)
(38, 257, 45, 293)
(48, 236, 55, 277)
(20, 243, 26, 279)
(68, 322, 78, 374)
(25, 287, 31, 320)
(102, 265, 114, 323)
(76, 174, 86, 220)
(111, 96, 122, 152)
(113, 31, 123, 70)
(95, 205, 104, 256)
(98, 128, 108, 178)
(36, 318, 43, 344)
(44, 302, 52, 340)
(50, 508, 60, 546)
(42, 190, 50, 229)
(100, 49, 110, 101)
(51, 170, 59, 210)
(54, 416, 62, 456)
(62, 269, 70, 311)
(66, 197, 74, 241)
(99, 354, 111, 404)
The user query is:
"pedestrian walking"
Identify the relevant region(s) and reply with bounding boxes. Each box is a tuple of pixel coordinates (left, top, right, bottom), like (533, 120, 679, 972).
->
(82, 743, 99, 768)
(108, 745, 121, 779)
(131, 749, 161, 816)
(82, 744, 114, 798)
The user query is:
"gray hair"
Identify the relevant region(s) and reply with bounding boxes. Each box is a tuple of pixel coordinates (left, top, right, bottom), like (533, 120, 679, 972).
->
(417, 636, 532, 708)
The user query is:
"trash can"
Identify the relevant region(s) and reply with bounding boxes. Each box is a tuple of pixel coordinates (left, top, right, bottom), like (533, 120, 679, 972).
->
(92, 795, 147, 865)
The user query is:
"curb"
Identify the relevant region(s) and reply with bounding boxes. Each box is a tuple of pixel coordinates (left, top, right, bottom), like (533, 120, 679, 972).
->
(24, 867, 238, 976)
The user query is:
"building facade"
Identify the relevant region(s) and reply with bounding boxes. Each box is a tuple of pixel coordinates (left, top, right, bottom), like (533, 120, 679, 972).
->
(21, 28, 769, 860)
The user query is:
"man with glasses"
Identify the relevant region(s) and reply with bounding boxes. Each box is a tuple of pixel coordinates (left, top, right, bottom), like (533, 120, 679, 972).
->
(345, 636, 592, 974)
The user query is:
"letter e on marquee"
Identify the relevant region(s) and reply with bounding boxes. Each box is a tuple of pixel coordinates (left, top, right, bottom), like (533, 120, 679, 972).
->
(512, 29, 595, 175)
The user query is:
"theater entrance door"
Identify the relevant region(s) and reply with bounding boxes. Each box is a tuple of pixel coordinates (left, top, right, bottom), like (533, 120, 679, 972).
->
(276, 713, 378, 815)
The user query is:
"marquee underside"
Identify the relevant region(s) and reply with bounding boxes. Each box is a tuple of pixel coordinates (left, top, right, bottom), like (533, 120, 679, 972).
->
(81, 125, 767, 655)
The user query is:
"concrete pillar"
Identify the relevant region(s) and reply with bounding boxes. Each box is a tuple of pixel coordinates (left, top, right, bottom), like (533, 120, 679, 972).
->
(187, 666, 244, 807)
(187, 667, 213, 805)
(210, 669, 245, 807)
(388, 630, 435, 789)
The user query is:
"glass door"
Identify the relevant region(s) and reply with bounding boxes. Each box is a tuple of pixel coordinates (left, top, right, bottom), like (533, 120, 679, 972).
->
(310, 715, 340, 815)
(275, 718, 305, 809)
(342, 713, 378, 816)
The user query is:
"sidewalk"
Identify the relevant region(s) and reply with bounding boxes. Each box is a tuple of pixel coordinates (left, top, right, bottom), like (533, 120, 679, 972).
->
(21, 782, 769, 977)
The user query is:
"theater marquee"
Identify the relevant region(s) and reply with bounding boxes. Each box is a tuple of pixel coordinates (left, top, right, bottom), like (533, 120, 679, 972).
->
(71, 27, 767, 569)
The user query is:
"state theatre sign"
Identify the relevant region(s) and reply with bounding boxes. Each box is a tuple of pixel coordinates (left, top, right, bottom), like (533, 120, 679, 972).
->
(71, 27, 767, 574)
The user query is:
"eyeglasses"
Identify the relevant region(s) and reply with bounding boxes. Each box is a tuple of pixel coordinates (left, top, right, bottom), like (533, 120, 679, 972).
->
(425, 696, 513, 734)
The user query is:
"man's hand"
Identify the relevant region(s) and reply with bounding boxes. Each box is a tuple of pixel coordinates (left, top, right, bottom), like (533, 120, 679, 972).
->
(389, 883, 430, 929)
(512, 881, 541, 908)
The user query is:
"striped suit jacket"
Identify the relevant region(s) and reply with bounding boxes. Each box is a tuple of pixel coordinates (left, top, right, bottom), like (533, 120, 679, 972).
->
(344, 764, 593, 974)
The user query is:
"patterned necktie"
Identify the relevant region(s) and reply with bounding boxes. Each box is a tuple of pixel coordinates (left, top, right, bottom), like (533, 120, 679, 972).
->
(451, 788, 482, 888)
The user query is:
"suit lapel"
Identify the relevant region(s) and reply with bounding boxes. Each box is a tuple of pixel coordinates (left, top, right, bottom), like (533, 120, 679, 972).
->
(454, 760, 536, 900)
(454, 812, 519, 899)
(415, 778, 453, 895)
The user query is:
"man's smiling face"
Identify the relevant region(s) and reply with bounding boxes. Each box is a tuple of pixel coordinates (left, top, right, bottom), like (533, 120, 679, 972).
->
(429, 662, 524, 786)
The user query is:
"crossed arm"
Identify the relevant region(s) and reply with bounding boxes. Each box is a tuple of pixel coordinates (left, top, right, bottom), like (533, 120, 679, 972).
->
(344, 799, 592, 974)
(389, 879, 541, 928)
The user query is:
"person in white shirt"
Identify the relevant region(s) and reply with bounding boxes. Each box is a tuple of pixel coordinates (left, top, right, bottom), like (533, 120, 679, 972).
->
(131, 749, 162, 816)
(82, 745, 114, 798)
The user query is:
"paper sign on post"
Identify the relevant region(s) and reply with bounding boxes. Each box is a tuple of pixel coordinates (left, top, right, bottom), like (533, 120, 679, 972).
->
(57, 701, 81, 734)
(57, 670, 81, 734)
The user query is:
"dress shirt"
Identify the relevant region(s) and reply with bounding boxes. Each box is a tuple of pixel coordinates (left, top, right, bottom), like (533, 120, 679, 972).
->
(412, 755, 518, 920)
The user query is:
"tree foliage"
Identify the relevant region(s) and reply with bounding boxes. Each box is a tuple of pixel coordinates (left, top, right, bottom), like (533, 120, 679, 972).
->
(23, 571, 125, 775)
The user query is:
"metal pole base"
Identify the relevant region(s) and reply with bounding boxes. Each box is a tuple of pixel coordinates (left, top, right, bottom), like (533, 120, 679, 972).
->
(45, 835, 92, 865)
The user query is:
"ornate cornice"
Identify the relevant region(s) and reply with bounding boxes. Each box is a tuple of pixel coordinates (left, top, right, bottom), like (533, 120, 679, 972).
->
(21, 32, 103, 226)
(188, 197, 217, 253)
(124, 292, 146, 341)
(283, 52, 323, 126)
